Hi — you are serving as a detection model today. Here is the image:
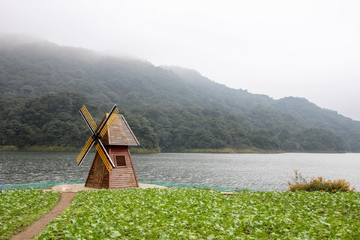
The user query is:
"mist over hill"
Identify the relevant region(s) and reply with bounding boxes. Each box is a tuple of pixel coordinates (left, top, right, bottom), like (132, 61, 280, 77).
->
(0, 36, 359, 152)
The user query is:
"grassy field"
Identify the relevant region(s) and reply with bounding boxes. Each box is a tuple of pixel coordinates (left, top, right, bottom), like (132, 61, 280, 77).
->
(36, 188, 360, 239)
(0, 189, 60, 240)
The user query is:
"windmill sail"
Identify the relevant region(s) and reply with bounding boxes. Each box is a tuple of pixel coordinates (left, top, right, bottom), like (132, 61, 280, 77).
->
(80, 105, 97, 130)
(76, 135, 95, 166)
(76, 104, 119, 172)
(97, 105, 119, 137)
(95, 144, 113, 172)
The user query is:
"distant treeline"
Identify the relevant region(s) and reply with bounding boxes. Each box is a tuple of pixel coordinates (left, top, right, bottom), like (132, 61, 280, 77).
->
(0, 37, 359, 152)
(0, 92, 346, 152)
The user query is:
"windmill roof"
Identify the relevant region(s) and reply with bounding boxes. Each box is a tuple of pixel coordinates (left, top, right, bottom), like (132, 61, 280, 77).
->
(100, 114, 140, 146)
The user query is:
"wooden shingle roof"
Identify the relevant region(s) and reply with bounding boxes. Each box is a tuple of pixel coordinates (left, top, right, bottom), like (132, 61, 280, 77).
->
(100, 114, 140, 146)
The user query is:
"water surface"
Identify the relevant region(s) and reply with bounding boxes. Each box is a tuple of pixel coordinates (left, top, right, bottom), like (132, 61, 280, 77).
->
(1, 152, 359, 191)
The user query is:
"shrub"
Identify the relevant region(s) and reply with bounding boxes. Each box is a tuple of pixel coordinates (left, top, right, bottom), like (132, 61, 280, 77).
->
(288, 169, 356, 193)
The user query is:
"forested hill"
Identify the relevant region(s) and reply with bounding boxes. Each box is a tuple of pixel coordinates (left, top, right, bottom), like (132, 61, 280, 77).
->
(0, 37, 359, 152)
(0, 40, 272, 112)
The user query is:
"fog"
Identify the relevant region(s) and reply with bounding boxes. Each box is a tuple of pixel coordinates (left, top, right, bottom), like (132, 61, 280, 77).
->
(1, 0, 359, 120)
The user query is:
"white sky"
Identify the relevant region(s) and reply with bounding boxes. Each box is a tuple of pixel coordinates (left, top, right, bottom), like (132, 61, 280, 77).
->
(1, 0, 360, 120)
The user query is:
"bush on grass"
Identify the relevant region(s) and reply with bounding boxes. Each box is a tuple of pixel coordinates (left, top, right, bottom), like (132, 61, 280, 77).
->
(288, 169, 356, 193)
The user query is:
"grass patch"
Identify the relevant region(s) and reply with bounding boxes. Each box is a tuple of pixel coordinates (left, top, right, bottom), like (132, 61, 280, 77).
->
(37, 188, 360, 239)
(0, 189, 60, 240)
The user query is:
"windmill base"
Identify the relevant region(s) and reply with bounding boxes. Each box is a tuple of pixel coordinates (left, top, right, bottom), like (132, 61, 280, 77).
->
(85, 146, 139, 189)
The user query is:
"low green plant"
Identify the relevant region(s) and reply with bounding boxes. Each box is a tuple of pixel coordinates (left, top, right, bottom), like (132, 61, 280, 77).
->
(37, 188, 360, 239)
(288, 169, 356, 193)
(0, 189, 60, 240)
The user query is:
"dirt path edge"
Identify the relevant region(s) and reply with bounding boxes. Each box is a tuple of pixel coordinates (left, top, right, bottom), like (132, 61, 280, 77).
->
(11, 192, 77, 240)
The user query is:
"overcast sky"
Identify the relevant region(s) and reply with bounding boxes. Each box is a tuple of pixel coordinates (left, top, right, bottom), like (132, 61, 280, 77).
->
(1, 0, 359, 120)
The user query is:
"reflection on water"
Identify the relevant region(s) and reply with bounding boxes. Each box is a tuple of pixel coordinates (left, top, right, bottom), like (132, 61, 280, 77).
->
(1, 152, 359, 191)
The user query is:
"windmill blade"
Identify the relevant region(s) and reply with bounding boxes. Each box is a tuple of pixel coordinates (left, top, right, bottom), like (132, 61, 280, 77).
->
(79, 107, 97, 135)
(97, 139, 115, 168)
(76, 136, 95, 166)
(76, 104, 118, 170)
(80, 105, 97, 131)
(76, 106, 98, 167)
(97, 105, 119, 137)
(96, 143, 115, 172)
(99, 108, 119, 137)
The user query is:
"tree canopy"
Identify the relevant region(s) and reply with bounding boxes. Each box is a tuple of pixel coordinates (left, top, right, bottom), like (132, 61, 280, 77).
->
(0, 37, 357, 152)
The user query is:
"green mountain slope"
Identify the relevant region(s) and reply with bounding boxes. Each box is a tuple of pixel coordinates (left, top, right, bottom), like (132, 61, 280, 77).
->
(0, 40, 272, 112)
(162, 66, 360, 151)
(0, 37, 358, 152)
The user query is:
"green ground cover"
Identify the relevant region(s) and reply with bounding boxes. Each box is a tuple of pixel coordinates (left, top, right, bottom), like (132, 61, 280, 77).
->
(0, 189, 60, 240)
(37, 188, 360, 239)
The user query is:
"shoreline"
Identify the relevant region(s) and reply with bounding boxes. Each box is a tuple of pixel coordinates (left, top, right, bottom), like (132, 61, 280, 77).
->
(0, 145, 283, 153)
(2, 145, 346, 154)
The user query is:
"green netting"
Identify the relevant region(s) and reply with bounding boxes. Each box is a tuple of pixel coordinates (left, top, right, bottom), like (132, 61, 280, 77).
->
(0, 181, 86, 191)
(0, 181, 258, 192)
(139, 182, 258, 192)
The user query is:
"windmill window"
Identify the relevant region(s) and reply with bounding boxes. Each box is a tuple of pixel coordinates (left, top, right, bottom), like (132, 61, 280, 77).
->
(116, 156, 126, 167)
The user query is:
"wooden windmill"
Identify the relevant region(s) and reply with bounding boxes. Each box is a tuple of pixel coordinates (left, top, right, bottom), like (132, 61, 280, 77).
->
(76, 105, 140, 189)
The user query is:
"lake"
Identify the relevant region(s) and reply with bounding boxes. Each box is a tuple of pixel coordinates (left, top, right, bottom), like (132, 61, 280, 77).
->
(0, 151, 359, 191)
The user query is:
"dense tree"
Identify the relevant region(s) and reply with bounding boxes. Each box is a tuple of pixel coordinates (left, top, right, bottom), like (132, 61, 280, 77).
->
(0, 36, 358, 152)
(295, 128, 346, 152)
(0, 92, 92, 149)
(0, 92, 348, 153)
(278, 129, 291, 143)
(126, 115, 159, 150)
(250, 129, 280, 150)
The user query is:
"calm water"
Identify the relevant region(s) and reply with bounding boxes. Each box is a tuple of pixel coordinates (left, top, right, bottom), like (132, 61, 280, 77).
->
(0, 151, 359, 191)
